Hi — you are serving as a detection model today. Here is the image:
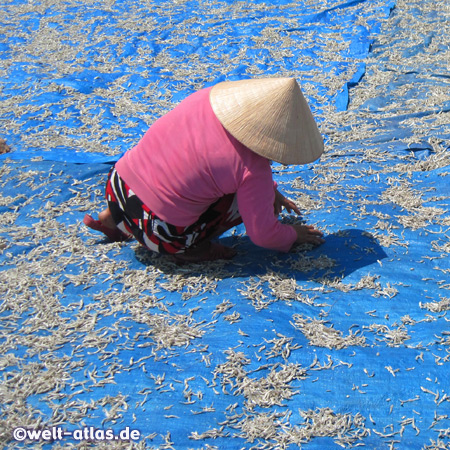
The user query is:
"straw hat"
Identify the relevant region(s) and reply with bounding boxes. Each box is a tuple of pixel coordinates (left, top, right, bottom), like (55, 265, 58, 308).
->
(209, 77, 324, 165)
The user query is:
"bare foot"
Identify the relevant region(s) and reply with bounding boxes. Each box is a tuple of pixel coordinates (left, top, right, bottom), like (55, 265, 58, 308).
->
(84, 208, 131, 242)
(173, 241, 236, 263)
(98, 208, 119, 230)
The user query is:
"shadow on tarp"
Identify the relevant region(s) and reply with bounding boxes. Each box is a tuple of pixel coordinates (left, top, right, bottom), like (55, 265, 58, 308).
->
(311, 227, 388, 278)
(129, 228, 387, 283)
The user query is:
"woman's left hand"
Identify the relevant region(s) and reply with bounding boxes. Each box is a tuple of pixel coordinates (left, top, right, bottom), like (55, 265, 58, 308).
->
(274, 189, 301, 216)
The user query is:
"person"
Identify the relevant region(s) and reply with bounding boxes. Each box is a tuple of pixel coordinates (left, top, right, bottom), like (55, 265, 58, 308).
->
(84, 77, 325, 262)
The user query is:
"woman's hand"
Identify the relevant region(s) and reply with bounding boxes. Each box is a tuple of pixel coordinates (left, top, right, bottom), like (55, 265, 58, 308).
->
(292, 224, 325, 246)
(273, 189, 325, 246)
(274, 189, 301, 216)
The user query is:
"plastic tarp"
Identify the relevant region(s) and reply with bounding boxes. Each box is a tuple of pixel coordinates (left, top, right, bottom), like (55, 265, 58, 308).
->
(1, 0, 450, 449)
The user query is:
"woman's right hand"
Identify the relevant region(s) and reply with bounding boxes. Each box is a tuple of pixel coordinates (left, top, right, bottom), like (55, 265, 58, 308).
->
(292, 224, 325, 246)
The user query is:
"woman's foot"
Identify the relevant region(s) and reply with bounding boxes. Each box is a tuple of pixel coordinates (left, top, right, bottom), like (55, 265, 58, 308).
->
(83, 209, 131, 242)
(172, 241, 236, 263)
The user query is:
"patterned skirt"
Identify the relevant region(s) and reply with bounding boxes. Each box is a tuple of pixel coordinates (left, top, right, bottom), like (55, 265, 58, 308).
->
(105, 167, 242, 254)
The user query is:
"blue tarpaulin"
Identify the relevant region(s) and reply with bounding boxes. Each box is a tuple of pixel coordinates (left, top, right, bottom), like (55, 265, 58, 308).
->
(1, 0, 450, 449)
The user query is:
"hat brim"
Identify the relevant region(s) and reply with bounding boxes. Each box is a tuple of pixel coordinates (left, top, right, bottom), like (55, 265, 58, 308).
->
(209, 77, 324, 165)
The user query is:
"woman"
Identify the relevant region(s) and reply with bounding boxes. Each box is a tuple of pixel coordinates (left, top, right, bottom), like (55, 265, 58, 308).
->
(84, 77, 325, 262)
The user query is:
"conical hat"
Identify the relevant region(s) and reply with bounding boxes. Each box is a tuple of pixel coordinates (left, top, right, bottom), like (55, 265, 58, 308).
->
(209, 77, 324, 165)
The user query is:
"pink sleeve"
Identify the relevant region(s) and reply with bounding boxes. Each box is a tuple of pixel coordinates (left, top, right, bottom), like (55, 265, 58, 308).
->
(236, 163, 297, 253)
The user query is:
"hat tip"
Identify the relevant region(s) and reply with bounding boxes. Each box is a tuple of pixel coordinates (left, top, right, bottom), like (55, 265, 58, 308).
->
(210, 76, 322, 165)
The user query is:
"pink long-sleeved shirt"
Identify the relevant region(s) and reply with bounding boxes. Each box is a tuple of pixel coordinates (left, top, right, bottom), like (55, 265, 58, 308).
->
(115, 86, 297, 252)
